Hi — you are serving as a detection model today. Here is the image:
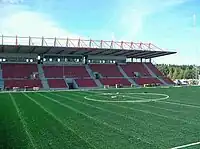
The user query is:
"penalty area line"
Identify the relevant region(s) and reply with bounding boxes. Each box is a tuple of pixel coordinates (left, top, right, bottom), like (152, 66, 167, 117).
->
(171, 141, 200, 149)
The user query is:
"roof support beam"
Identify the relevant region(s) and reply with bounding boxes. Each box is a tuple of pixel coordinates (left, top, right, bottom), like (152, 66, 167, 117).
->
(114, 51, 134, 56)
(16, 46, 21, 53)
(42, 47, 53, 55)
(56, 49, 65, 54)
(68, 50, 78, 55)
(123, 51, 143, 57)
(30, 46, 37, 53)
(1, 45, 4, 53)
(128, 52, 166, 59)
(126, 51, 151, 57)
(90, 50, 106, 55)
(148, 53, 169, 58)
(112, 51, 129, 56)
(104, 50, 121, 55)
(136, 51, 163, 58)
(129, 51, 152, 57)
(82, 50, 94, 55)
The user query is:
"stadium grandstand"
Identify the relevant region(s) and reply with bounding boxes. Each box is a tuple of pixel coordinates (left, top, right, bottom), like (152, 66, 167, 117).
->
(3, 35, 200, 149)
(2, 0, 200, 148)
(0, 35, 176, 91)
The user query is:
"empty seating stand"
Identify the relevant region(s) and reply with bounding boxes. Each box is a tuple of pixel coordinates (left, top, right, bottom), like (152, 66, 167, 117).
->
(75, 79, 97, 87)
(43, 66, 63, 78)
(120, 63, 151, 77)
(1, 63, 173, 89)
(43, 65, 90, 78)
(100, 78, 131, 86)
(2, 64, 42, 89)
(2, 63, 38, 78)
(133, 78, 162, 85)
(48, 79, 68, 88)
(163, 77, 175, 85)
(90, 64, 123, 77)
(4, 80, 42, 89)
(145, 63, 164, 76)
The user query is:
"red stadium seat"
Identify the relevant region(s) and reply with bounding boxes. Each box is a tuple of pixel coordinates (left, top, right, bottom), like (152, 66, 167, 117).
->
(133, 78, 162, 85)
(2, 63, 173, 89)
(145, 63, 164, 76)
(100, 78, 131, 86)
(90, 64, 123, 77)
(2, 64, 38, 78)
(75, 79, 97, 87)
(162, 77, 175, 85)
(120, 63, 151, 77)
(43, 65, 89, 78)
(48, 79, 68, 88)
(4, 80, 42, 89)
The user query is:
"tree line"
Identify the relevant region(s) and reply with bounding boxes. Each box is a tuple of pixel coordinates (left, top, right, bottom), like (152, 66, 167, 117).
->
(156, 64, 199, 80)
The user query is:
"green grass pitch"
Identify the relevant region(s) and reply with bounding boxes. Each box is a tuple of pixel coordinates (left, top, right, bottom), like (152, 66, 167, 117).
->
(1, 86, 200, 149)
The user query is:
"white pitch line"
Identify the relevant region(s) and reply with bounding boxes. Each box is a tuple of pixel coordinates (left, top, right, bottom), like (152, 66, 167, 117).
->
(81, 92, 200, 126)
(51, 92, 164, 130)
(9, 93, 37, 149)
(22, 92, 97, 149)
(159, 101, 200, 109)
(60, 91, 187, 137)
(37, 92, 153, 146)
(171, 141, 200, 149)
(138, 103, 181, 113)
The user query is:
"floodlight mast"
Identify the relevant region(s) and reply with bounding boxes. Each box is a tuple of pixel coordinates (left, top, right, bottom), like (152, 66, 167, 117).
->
(193, 14, 198, 81)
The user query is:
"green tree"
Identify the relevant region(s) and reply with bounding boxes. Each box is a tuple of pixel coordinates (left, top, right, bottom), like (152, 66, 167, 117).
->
(172, 68, 178, 80)
(183, 69, 188, 79)
(185, 69, 195, 79)
(156, 64, 200, 79)
(168, 67, 174, 79)
(177, 68, 184, 79)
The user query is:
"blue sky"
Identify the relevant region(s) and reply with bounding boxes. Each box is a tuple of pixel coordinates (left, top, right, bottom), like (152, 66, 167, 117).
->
(0, 0, 200, 65)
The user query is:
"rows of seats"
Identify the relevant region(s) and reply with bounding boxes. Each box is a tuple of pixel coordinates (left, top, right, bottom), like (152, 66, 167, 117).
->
(75, 79, 97, 87)
(4, 80, 42, 89)
(162, 77, 175, 85)
(145, 63, 174, 84)
(145, 63, 164, 76)
(133, 78, 162, 85)
(1, 63, 174, 89)
(120, 63, 151, 77)
(90, 64, 123, 77)
(100, 78, 131, 86)
(2, 64, 38, 78)
(43, 65, 89, 78)
(48, 79, 68, 88)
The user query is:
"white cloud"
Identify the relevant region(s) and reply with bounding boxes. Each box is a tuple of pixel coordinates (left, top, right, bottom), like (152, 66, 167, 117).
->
(0, 3, 80, 42)
(119, 9, 144, 41)
(118, 0, 191, 41)
(0, 0, 23, 4)
(115, 0, 197, 65)
(0, 0, 196, 65)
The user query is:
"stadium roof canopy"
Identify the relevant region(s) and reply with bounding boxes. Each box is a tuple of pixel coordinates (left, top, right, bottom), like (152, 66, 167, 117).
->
(0, 35, 176, 58)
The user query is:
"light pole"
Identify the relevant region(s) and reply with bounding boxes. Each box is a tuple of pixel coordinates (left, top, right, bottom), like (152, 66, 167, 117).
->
(193, 14, 198, 82)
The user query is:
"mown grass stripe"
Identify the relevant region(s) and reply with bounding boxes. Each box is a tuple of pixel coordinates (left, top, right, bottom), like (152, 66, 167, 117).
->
(137, 103, 181, 113)
(49, 91, 160, 145)
(22, 92, 97, 149)
(37, 92, 153, 146)
(159, 101, 200, 109)
(81, 91, 200, 126)
(50, 91, 200, 148)
(51, 91, 180, 131)
(9, 93, 37, 149)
